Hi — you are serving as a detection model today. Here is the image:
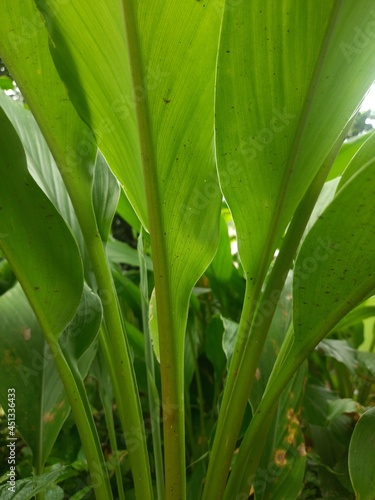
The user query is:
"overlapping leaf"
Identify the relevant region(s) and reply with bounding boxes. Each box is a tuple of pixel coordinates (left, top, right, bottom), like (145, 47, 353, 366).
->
(215, 0, 375, 291)
(0, 0, 97, 220)
(0, 107, 83, 335)
(293, 158, 375, 360)
(0, 284, 101, 470)
(349, 406, 375, 500)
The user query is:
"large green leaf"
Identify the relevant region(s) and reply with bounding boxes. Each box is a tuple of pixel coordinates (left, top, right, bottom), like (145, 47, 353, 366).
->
(0, 91, 88, 262)
(293, 158, 375, 364)
(34, 2, 224, 495)
(34, 0, 147, 227)
(349, 406, 375, 500)
(222, 140, 375, 499)
(0, 0, 97, 230)
(0, 465, 71, 500)
(0, 284, 69, 469)
(0, 107, 83, 336)
(0, 283, 100, 470)
(216, 1, 375, 292)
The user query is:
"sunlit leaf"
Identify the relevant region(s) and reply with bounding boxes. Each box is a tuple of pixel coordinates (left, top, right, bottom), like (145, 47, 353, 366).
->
(0, 0, 97, 215)
(328, 131, 373, 181)
(216, 0, 375, 303)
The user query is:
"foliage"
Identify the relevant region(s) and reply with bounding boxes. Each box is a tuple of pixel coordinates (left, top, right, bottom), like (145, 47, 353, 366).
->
(0, 2, 375, 499)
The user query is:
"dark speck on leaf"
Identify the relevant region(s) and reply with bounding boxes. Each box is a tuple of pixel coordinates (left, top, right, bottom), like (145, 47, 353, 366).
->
(163, 98, 171, 104)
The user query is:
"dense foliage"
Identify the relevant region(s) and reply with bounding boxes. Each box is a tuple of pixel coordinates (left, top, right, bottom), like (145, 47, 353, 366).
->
(0, 2, 375, 499)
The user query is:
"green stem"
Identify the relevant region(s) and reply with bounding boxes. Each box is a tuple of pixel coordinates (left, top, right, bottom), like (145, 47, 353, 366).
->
(63, 183, 152, 497)
(202, 288, 256, 499)
(188, 325, 206, 454)
(45, 338, 112, 499)
(88, 231, 153, 498)
(120, 3, 186, 498)
(96, 342, 126, 500)
(138, 232, 165, 500)
(334, 360, 352, 399)
(230, 270, 375, 497)
(203, 128, 348, 500)
(225, 406, 278, 500)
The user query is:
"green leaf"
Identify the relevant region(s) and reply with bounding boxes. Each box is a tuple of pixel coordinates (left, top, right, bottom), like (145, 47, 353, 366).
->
(36, 2, 223, 493)
(107, 238, 153, 270)
(0, 91, 88, 267)
(92, 152, 120, 243)
(349, 406, 375, 500)
(293, 158, 375, 363)
(0, 282, 101, 470)
(59, 284, 102, 361)
(0, 465, 70, 500)
(222, 317, 239, 369)
(248, 278, 307, 500)
(254, 369, 307, 500)
(215, 1, 375, 293)
(0, 107, 83, 336)
(205, 316, 226, 381)
(210, 214, 233, 284)
(339, 130, 375, 190)
(327, 398, 358, 422)
(34, 0, 147, 228)
(116, 190, 141, 233)
(149, 288, 160, 363)
(317, 339, 356, 374)
(0, 76, 13, 90)
(0, 0, 97, 212)
(0, 284, 69, 467)
(328, 131, 373, 181)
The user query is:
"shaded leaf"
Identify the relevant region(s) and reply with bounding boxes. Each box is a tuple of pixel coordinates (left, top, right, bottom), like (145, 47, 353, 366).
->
(215, 1, 375, 295)
(0, 465, 70, 500)
(92, 151, 120, 243)
(149, 289, 160, 363)
(0, 107, 83, 336)
(293, 159, 375, 365)
(349, 406, 375, 500)
(0, 284, 69, 467)
(317, 339, 356, 374)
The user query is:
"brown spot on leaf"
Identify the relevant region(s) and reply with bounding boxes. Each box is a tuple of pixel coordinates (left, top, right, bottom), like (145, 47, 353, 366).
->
(274, 449, 287, 466)
(43, 412, 56, 423)
(22, 328, 32, 341)
(298, 443, 306, 456)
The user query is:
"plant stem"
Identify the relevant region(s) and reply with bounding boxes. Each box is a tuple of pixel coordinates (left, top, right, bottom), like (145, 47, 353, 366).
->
(43, 337, 112, 500)
(120, 3, 186, 498)
(188, 324, 206, 454)
(203, 136, 346, 499)
(138, 232, 165, 500)
(96, 342, 126, 500)
(87, 229, 153, 498)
